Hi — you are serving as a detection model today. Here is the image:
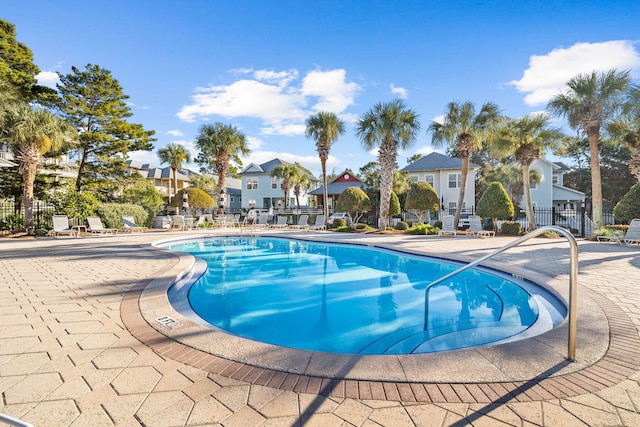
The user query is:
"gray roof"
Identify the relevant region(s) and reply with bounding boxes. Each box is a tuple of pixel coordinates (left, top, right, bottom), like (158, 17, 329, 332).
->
(240, 158, 318, 181)
(400, 152, 480, 172)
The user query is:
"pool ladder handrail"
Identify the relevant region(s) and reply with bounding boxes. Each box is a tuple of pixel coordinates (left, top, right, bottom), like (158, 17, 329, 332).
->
(425, 225, 578, 361)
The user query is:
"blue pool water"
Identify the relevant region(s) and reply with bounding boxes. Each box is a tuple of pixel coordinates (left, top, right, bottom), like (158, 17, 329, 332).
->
(165, 237, 566, 354)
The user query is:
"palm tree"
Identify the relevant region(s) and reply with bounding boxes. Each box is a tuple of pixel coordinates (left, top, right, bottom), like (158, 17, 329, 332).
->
(3, 103, 74, 231)
(157, 143, 191, 203)
(291, 163, 312, 209)
(194, 122, 249, 213)
(548, 69, 632, 229)
(607, 83, 640, 181)
(270, 163, 298, 209)
(356, 99, 421, 230)
(494, 113, 564, 230)
(305, 112, 345, 219)
(428, 101, 501, 228)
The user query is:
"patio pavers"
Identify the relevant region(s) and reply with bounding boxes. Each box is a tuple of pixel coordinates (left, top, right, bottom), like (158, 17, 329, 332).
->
(1, 229, 639, 426)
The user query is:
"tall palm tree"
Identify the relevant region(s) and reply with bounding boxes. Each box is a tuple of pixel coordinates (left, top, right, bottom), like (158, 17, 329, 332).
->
(3, 103, 74, 230)
(157, 143, 191, 203)
(194, 122, 249, 213)
(494, 113, 564, 230)
(305, 111, 345, 219)
(356, 99, 421, 230)
(607, 83, 640, 181)
(548, 69, 632, 229)
(270, 163, 298, 209)
(428, 101, 501, 228)
(292, 162, 312, 209)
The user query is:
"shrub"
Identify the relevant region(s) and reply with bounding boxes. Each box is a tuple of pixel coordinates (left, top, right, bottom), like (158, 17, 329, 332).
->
(355, 223, 368, 230)
(332, 218, 347, 228)
(171, 188, 215, 210)
(335, 187, 371, 224)
(57, 190, 100, 221)
(406, 224, 440, 235)
(389, 191, 401, 218)
(0, 213, 24, 231)
(97, 203, 150, 228)
(593, 224, 628, 240)
(501, 221, 522, 235)
(405, 181, 440, 224)
(614, 183, 640, 223)
(434, 220, 442, 229)
(335, 225, 353, 232)
(395, 221, 409, 230)
(477, 182, 514, 231)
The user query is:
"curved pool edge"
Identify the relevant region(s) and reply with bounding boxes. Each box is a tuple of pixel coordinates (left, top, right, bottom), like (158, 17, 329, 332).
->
(128, 233, 614, 385)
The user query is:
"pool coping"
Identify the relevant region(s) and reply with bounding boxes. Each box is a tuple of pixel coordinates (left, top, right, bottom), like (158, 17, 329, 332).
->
(121, 233, 640, 403)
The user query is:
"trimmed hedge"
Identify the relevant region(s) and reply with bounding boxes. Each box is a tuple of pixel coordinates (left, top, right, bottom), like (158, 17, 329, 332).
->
(96, 203, 150, 228)
(501, 221, 522, 235)
(395, 221, 409, 230)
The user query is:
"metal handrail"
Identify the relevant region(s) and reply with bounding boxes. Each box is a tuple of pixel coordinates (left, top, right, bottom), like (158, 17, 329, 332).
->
(426, 225, 578, 361)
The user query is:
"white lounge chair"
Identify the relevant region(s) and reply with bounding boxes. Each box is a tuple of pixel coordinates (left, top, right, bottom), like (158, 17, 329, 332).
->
(87, 216, 118, 234)
(439, 215, 457, 236)
(468, 215, 494, 237)
(309, 215, 326, 231)
(597, 219, 640, 245)
(289, 214, 309, 230)
(51, 215, 78, 238)
(121, 216, 147, 233)
(196, 215, 214, 229)
(270, 215, 288, 229)
(171, 215, 193, 231)
(254, 213, 270, 228)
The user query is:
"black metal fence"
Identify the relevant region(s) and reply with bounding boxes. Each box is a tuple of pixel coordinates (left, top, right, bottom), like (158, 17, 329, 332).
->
(0, 201, 57, 234)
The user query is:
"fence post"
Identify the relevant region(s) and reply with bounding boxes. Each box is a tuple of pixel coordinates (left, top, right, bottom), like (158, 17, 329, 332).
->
(552, 207, 556, 226)
(581, 205, 586, 237)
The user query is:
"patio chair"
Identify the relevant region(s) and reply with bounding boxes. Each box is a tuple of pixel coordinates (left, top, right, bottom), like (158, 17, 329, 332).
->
(289, 214, 309, 230)
(121, 216, 147, 233)
(270, 215, 288, 229)
(87, 216, 118, 235)
(196, 215, 213, 229)
(50, 215, 78, 238)
(309, 215, 326, 231)
(597, 219, 640, 245)
(438, 215, 457, 236)
(171, 215, 193, 231)
(467, 215, 494, 237)
(254, 213, 270, 228)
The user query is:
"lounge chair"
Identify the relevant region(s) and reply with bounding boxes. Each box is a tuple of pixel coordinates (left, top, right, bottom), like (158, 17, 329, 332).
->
(467, 215, 494, 237)
(439, 215, 457, 236)
(171, 215, 193, 231)
(597, 219, 640, 245)
(121, 216, 147, 233)
(87, 216, 118, 234)
(196, 215, 214, 229)
(254, 213, 270, 228)
(289, 214, 309, 230)
(270, 215, 288, 229)
(50, 215, 78, 238)
(309, 215, 326, 231)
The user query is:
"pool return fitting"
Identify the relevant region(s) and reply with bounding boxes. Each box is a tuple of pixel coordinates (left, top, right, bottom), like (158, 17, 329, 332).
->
(425, 225, 578, 361)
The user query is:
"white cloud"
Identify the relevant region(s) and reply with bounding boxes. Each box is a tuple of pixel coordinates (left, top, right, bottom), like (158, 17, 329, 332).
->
(390, 83, 408, 99)
(246, 136, 264, 150)
(177, 68, 360, 136)
(415, 146, 441, 156)
(167, 130, 183, 137)
(301, 69, 360, 112)
(509, 40, 640, 106)
(36, 71, 60, 88)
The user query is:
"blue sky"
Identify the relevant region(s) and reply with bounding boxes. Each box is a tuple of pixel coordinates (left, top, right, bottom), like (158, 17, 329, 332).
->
(4, 1, 640, 177)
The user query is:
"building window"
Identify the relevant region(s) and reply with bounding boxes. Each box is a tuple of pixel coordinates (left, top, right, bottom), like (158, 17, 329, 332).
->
(448, 202, 457, 215)
(530, 181, 537, 189)
(271, 178, 278, 189)
(448, 173, 461, 189)
(409, 175, 418, 183)
(247, 178, 258, 190)
(230, 196, 234, 203)
(425, 174, 435, 187)
(552, 175, 558, 184)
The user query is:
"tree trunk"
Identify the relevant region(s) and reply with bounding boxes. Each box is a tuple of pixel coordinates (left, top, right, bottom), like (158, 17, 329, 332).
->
(75, 148, 89, 192)
(21, 161, 37, 232)
(522, 163, 537, 230)
(321, 156, 329, 220)
(455, 155, 469, 230)
(217, 168, 227, 215)
(588, 126, 603, 229)
(378, 140, 396, 230)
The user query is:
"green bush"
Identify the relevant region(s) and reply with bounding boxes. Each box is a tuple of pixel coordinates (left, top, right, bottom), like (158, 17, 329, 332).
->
(405, 181, 440, 224)
(593, 224, 628, 240)
(355, 223, 368, 230)
(0, 213, 24, 231)
(172, 188, 215, 210)
(395, 221, 409, 230)
(501, 221, 522, 235)
(335, 225, 353, 232)
(434, 220, 442, 229)
(58, 190, 100, 220)
(406, 224, 440, 235)
(97, 203, 150, 228)
(477, 182, 514, 229)
(614, 183, 640, 223)
(332, 218, 347, 228)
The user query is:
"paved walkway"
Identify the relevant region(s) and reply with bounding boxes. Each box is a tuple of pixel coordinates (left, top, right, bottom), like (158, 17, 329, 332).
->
(1, 229, 640, 426)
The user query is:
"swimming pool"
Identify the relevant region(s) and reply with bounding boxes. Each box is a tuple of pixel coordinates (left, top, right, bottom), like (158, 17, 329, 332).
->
(164, 237, 566, 355)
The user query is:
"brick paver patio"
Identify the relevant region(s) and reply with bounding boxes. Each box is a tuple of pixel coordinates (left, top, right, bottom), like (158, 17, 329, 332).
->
(1, 228, 640, 426)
